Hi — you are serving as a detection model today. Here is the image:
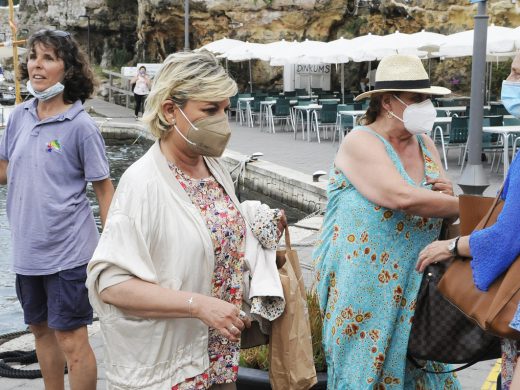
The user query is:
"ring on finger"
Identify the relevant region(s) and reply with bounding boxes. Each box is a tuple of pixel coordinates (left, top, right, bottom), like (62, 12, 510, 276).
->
(229, 324, 238, 333)
(239, 310, 246, 320)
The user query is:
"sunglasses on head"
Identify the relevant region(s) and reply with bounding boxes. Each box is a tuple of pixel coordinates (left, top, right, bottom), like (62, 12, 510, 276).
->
(32, 29, 71, 39)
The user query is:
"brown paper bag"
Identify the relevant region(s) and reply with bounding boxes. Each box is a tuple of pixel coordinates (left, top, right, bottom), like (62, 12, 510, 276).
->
(269, 228, 317, 390)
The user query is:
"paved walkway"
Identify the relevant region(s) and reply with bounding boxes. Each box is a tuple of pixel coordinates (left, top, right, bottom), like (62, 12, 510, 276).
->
(0, 98, 506, 389)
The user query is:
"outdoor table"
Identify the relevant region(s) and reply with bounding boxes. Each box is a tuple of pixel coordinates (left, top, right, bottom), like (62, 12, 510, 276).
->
(482, 125, 520, 179)
(338, 110, 366, 127)
(293, 104, 322, 141)
(238, 97, 254, 127)
(260, 100, 276, 133)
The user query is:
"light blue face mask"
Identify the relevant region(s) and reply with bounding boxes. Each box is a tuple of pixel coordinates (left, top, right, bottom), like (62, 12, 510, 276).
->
(26, 80, 65, 101)
(501, 80, 520, 118)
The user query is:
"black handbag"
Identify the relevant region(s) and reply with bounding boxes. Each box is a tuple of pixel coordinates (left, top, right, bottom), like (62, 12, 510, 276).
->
(407, 260, 501, 368)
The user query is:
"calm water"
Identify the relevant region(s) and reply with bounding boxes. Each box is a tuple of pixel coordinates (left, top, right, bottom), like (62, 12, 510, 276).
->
(0, 139, 306, 335)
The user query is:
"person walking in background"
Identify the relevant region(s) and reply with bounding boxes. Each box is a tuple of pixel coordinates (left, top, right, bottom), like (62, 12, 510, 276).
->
(131, 65, 151, 119)
(0, 29, 114, 390)
(86, 50, 286, 390)
(417, 51, 520, 390)
(313, 55, 461, 388)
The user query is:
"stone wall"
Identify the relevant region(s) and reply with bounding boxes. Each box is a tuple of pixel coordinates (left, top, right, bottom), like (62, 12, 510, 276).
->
(4, 1, 520, 93)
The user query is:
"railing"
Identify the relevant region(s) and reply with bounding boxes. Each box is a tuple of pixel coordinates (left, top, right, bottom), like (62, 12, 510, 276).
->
(102, 70, 134, 109)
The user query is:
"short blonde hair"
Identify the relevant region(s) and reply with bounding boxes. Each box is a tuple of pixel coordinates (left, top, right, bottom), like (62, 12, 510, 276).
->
(142, 50, 238, 138)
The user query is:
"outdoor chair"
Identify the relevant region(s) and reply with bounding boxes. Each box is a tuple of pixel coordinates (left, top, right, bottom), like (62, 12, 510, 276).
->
(228, 94, 239, 120)
(460, 117, 502, 173)
(268, 99, 292, 133)
(311, 103, 338, 143)
(432, 110, 450, 170)
(444, 116, 469, 166)
(237, 93, 252, 125)
(492, 116, 520, 169)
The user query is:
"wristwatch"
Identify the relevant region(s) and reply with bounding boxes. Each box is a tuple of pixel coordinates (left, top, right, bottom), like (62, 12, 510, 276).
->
(448, 236, 460, 257)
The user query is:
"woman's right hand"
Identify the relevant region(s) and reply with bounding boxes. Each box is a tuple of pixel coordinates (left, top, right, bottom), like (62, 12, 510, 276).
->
(192, 295, 251, 342)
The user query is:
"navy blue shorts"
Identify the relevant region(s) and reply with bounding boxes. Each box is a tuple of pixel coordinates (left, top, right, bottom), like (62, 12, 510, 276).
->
(15, 264, 93, 331)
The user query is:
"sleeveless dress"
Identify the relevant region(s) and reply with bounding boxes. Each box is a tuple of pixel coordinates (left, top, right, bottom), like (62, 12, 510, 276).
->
(169, 163, 247, 390)
(313, 127, 461, 389)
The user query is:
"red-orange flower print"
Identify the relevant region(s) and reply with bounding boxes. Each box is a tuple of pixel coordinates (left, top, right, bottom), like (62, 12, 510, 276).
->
(369, 329, 380, 342)
(396, 221, 404, 232)
(380, 252, 389, 264)
(347, 234, 355, 243)
(360, 231, 369, 243)
(378, 269, 391, 283)
(373, 353, 385, 372)
(364, 247, 371, 255)
(393, 285, 403, 306)
(371, 253, 377, 262)
(342, 322, 360, 338)
(341, 306, 354, 319)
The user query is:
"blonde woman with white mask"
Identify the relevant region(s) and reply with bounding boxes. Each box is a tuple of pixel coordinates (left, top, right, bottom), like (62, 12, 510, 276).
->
(313, 55, 461, 388)
(86, 50, 287, 390)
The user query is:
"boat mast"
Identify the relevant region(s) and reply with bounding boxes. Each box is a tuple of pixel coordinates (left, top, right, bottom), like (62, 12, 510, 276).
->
(8, 0, 21, 104)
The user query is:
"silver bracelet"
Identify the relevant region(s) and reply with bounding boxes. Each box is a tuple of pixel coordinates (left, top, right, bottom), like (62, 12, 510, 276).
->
(187, 296, 194, 318)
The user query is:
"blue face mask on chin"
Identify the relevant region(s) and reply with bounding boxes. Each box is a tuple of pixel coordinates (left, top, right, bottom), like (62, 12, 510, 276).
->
(26, 80, 65, 101)
(501, 80, 520, 118)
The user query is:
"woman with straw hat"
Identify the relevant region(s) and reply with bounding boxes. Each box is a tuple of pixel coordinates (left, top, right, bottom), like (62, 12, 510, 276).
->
(313, 54, 461, 388)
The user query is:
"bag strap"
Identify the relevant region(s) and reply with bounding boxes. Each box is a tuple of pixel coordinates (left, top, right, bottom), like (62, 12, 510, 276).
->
(284, 226, 292, 250)
(406, 353, 481, 374)
(478, 183, 506, 228)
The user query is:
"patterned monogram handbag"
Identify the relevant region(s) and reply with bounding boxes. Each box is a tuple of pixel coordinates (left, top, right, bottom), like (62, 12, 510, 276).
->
(407, 260, 501, 365)
(407, 220, 501, 368)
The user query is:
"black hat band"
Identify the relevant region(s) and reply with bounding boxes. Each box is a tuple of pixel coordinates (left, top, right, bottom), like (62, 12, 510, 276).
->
(374, 79, 431, 90)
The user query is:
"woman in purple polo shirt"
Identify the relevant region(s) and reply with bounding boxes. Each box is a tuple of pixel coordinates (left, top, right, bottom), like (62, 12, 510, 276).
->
(0, 29, 114, 390)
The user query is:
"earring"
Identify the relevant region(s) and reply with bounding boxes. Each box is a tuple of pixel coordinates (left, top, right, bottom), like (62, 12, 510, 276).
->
(386, 111, 393, 119)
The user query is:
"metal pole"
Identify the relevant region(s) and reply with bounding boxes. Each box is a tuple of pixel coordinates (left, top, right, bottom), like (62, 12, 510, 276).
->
(184, 0, 190, 51)
(8, 0, 21, 104)
(341, 63, 345, 104)
(458, 1, 489, 195)
(248, 59, 253, 93)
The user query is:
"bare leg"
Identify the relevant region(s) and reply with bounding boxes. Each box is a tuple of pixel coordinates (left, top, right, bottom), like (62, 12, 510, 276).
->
(55, 326, 97, 390)
(30, 322, 66, 390)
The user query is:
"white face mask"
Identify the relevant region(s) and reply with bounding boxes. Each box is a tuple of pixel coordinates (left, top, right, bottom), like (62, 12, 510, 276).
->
(389, 95, 437, 135)
(26, 80, 65, 101)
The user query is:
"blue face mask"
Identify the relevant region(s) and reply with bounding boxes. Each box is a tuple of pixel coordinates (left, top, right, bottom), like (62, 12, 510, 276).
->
(501, 80, 520, 118)
(26, 80, 65, 101)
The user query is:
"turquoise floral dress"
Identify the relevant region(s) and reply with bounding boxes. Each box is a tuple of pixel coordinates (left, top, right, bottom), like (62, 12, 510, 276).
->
(169, 163, 246, 390)
(313, 127, 461, 389)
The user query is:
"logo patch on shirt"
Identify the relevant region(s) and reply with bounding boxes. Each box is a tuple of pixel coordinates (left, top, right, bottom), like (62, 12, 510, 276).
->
(46, 139, 62, 153)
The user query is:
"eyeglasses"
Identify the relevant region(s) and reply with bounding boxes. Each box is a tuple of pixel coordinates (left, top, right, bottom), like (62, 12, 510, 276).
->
(32, 29, 71, 39)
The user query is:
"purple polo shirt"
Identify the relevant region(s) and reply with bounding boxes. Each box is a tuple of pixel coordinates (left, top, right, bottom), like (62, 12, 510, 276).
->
(0, 99, 110, 275)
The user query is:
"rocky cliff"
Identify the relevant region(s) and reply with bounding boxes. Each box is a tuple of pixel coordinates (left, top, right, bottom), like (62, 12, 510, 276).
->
(3, 0, 520, 92)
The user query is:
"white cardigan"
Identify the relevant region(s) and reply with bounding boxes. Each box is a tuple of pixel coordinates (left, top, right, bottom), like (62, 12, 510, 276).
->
(86, 141, 283, 389)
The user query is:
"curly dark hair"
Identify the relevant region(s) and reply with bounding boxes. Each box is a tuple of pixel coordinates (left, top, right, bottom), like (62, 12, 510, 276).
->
(19, 29, 98, 104)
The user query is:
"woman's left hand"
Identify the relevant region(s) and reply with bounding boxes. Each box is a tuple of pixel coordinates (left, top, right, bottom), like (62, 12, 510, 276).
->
(416, 240, 453, 272)
(277, 210, 287, 241)
(425, 176, 454, 196)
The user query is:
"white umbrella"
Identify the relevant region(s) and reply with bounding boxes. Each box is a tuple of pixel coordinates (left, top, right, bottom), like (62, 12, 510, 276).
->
(438, 25, 515, 58)
(269, 39, 329, 66)
(198, 37, 246, 54)
(398, 30, 447, 58)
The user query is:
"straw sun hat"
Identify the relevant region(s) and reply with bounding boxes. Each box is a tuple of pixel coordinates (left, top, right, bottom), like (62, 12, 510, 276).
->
(355, 54, 451, 101)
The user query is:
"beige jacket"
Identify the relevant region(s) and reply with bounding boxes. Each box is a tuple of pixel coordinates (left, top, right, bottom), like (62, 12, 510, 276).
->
(86, 141, 283, 389)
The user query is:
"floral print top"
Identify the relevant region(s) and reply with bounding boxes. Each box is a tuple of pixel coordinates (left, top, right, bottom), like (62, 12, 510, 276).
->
(313, 127, 461, 389)
(169, 162, 246, 390)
